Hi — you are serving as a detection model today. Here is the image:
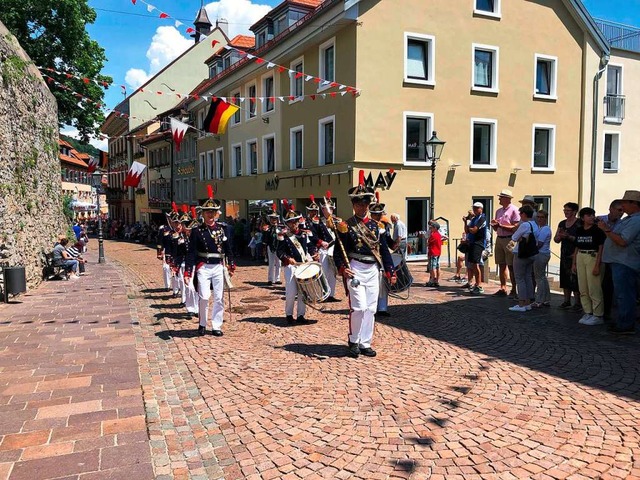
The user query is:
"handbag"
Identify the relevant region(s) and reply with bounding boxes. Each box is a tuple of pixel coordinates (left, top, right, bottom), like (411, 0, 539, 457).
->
(518, 222, 539, 259)
(457, 242, 469, 254)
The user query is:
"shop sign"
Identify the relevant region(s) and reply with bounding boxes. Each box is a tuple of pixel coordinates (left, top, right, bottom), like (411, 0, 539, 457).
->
(177, 163, 195, 175)
(364, 169, 397, 190)
(265, 175, 279, 191)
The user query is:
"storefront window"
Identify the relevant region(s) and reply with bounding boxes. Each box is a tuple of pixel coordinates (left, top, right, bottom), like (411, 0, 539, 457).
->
(406, 198, 430, 257)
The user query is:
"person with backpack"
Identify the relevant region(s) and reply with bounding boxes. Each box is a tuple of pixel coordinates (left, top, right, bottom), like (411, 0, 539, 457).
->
(509, 205, 539, 312)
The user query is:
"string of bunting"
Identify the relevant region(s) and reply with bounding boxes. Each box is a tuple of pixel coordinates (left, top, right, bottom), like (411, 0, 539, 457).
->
(38, 67, 111, 89)
(130, 0, 197, 37)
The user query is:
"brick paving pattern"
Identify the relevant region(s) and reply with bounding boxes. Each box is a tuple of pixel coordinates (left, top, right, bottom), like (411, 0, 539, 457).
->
(2, 239, 640, 479)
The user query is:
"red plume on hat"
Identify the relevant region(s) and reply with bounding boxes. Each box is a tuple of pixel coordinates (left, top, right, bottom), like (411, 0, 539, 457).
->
(375, 191, 380, 203)
(207, 184, 214, 199)
(191, 206, 197, 218)
(271, 202, 277, 212)
(290, 202, 295, 211)
(359, 170, 365, 186)
(326, 190, 331, 199)
(181, 204, 188, 213)
(171, 202, 178, 213)
(282, 199, 289, 210)
(309, 194, 315, 203)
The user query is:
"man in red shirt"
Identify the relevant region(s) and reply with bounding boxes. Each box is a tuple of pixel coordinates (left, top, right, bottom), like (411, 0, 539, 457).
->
(426, 221, 443, 287)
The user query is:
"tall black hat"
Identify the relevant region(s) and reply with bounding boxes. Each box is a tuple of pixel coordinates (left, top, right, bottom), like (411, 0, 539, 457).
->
(199, 185, 221, 210)
(348, 170, 375, 202)
(306, 194, 319, 211)
(369, 192, 386, 214)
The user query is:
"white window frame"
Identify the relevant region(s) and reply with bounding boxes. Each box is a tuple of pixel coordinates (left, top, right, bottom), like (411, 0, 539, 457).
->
(473, 0, 501, 19)
(230, 91, 241, 126)
(470, 117, 498, 169)
(246, 139, 258, 176)
(198, 152, 206, 180)
(232, 143, 242, 177)
(533, 54, 558, 100)
(318, 37, 335, 93)
(603, 131, 621, 172)
(206, 150, 215, 180)
(290, 125, 304, 170)
(318, 115, 335, 166)
(289, 56, 304, 103)
(404, 32, 436, 87)
(403, 111, 435, 166)
(245, 81, 257, 121)
(262, 72, 275, 115)
(262, 134, 277, 173)
(215, 148, 224, 179)
(604, 63, 624, 124)
(197, 109, 206, 138)
(531, 124, 556, 172)
(471, 43, 499, 93)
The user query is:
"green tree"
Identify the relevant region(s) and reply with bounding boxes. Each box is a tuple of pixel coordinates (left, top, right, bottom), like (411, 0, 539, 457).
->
(0, 0, 112, 140)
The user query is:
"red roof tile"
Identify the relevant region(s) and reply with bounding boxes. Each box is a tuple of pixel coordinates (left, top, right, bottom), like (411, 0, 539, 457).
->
(229, 35, 255, 49)
(60, 153, 89, 168)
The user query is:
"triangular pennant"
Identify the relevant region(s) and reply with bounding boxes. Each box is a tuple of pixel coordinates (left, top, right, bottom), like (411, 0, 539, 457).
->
(278, 96, 285, 102)
(170, 117, 189, 152)
(266, 62, 275, 69)
(339, 84, 347, 90)
(255, 58, 265, 64)
(201, 95, 209, 101)
(175, 20, 182, 28)
(123, 161, 146, 188)
(186, 27, 195, 33)
(146, 4, 155, 13)
(278, 66, 286, 73)
(305, 75, 313, 82)
(159, 12, 169, 18)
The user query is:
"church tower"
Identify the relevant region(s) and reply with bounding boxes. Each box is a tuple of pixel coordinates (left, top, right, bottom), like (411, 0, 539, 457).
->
(192, 1, 212, 43)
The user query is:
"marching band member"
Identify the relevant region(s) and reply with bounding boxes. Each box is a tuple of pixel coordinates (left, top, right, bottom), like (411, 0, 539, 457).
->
(262, 203, 282, 285)
(172, 205, 192, 309)
(157, 214, 173, 291)
(369, 193, 393, 317)
(185, 186, 234, 337)
(333, 171, 396, 358)
(311, 192, 339, 302)
(276, 205, 319, 324)
(180, 206, 200, 317)
(169, 207, 184, 299)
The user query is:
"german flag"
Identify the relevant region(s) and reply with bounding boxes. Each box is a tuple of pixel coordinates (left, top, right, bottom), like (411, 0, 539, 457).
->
(203, 98, 239, 135)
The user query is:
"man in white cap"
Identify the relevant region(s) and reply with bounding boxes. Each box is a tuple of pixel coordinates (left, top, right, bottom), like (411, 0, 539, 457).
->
(490, 189, 520, 296)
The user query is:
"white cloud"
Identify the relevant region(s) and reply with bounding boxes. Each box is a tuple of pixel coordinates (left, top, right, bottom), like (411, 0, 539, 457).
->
(122, 1, 271, 91)
(204, 0, 272, 37)
(125, 68, 150, 90)
(60, 125, 108, 152)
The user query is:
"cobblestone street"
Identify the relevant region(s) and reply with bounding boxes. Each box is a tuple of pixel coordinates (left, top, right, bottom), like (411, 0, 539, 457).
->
(1, 239, 640, 479)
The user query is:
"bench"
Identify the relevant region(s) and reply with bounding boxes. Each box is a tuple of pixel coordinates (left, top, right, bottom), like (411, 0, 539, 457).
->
(42, 251, 65, 280)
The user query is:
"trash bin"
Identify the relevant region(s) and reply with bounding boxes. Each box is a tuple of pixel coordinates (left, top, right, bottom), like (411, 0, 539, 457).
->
(3, 266, 26, 302)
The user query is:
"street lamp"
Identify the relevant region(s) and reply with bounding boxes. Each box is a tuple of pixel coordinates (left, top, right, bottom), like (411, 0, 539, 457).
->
(424, 131, 446, 222)
(92, 172, 106, 264)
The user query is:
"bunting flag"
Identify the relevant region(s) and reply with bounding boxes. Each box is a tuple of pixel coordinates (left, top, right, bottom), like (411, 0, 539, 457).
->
(203, 98, 239, 135)
(87, 156, 99, 174)
(170, 117, 190, 151)
(123, 161, 146, 188)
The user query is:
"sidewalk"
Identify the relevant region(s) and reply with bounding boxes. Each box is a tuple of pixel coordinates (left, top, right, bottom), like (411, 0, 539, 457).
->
(2, 241, 640, 480)
(0, 252, 153, 480)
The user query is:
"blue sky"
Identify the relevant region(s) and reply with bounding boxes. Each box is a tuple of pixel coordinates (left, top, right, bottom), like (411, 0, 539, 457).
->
(70, 0, 640, 148)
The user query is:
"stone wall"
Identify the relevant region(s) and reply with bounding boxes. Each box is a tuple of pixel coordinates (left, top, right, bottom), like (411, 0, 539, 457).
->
(0, 21, 67, 290)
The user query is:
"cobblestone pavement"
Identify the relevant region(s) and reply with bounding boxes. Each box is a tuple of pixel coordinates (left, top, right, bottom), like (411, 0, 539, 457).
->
(2, 239, 640, 480)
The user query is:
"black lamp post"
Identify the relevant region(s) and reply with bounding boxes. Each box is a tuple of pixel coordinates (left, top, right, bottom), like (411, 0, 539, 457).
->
(92, 172, 106, 264)
(424, 131, 446, 222)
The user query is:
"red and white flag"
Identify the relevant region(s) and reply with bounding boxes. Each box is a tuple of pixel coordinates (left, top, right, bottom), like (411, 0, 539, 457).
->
(87, 156, 99, 173)
(170, 117, 189, 152)
(123, 161, 146, 188)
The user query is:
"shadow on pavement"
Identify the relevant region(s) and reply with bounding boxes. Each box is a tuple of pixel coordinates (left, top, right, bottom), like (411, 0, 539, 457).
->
(239, 316, 318, 327)
(141, 288, 169, 294)
(155, 329, 201, 340)
(280, 343, 349, 358)
(376, 293, 640, 401)
(149, 303, 184, 310)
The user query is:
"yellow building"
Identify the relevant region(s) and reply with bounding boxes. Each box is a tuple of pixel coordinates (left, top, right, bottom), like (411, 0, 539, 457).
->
(188, 0, 616, 262)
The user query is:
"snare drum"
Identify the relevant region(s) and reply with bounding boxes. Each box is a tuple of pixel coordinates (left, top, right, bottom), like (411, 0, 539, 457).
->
(294, 262, 331, 304)
(386, 253, 413, 293)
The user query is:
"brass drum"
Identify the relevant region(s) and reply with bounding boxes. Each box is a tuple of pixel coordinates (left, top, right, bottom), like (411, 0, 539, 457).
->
(294, 262, 330, 304)
(386, 253, 413, 293)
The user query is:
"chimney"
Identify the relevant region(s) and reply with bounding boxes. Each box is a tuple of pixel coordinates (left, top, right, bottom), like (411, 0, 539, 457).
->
(216, 18, 229, 37)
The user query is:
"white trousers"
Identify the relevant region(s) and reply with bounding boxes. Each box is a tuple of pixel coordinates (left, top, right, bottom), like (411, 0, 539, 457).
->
(196, 263, 224, 330)
(347, 260, 379, 348)
(181, 264, 198, 314)
(377, 271, 389, 312)
(172, 269, 181, 295)
(162, 260, 172, 289)
(284, 264, 306, 317)
(319, 247, 337, 297)
(268, 248, 281, 283)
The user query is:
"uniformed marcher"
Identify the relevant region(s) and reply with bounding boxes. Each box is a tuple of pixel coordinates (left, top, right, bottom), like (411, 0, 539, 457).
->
(184, 186, 234, 336)
(179, 206, 199, 317)
(276, 205, 319, 324)
(262, 203, 282, 285)
(157, 209, 177, 291)
(308, 193, 339, 302)
(333, 171, 396, 358)
(369, 193, 393, 317)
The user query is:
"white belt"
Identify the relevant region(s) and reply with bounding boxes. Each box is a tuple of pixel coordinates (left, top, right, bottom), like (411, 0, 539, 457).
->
(197, 252, 224, 259)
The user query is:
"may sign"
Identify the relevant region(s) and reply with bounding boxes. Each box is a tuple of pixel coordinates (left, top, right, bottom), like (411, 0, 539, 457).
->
(364, 169, 397, 190)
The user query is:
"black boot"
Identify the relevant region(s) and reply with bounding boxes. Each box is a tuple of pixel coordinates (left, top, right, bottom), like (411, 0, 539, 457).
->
(297, 315, 312, 324)
(347, 342, 360, 358)
(358, 345, 377, 357)
(286, 315, 295, 324)
(211, 329, 223, 337)
(198, 326, 206, 336)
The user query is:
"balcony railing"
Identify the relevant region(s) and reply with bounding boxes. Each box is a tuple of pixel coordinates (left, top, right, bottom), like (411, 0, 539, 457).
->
(604, 94, 625, 123)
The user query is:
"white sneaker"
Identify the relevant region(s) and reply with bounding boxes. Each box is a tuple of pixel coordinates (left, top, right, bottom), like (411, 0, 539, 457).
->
(583, 315, 604, 326)
(525, 305, 532, 311)
(509, 305, 528, 312)
(578, 313, 592, 324)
